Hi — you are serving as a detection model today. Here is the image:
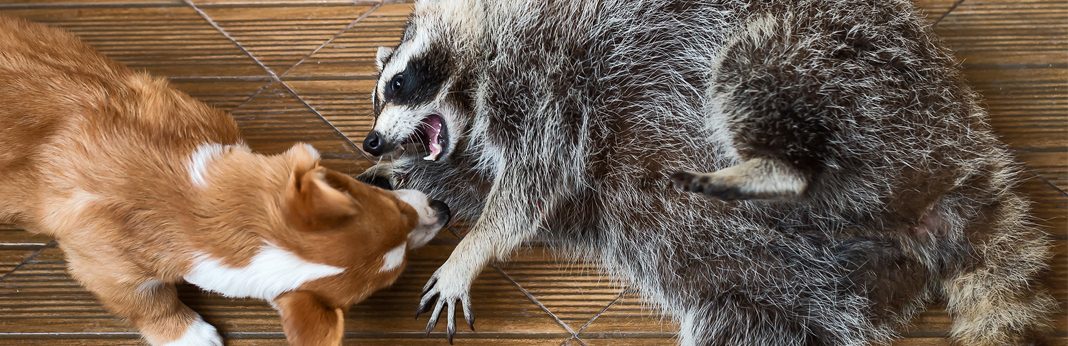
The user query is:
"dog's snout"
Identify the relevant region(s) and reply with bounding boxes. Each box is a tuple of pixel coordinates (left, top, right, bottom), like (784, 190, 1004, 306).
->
(429, 200, 451, 227)
(363, 131, 385, 156)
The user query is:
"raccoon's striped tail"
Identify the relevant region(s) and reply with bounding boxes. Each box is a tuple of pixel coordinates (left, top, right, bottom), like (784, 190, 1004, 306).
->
(943, 191, 1057, 346)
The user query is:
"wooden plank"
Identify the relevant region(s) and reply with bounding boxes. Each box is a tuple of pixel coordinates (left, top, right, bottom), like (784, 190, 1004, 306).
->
(969, 66, 1068, 149)
(935, 0, 1068, 65)
(284, 3, 412, 79)
(0, 1, 181, 7)
(987, 99, 1068, 137)
(8, 336, 1052, 346)
(0, 7, 266, 78)
(912, 0, 966, 25)
(192, 0, 379, 5)
(228, 82, 363, 171)
(284, 80, 377, 142)
(934, 0, 1068, 152)
(0, 338, 567, 346)
(170, 80, 271, 112)
(1018, 151, 1068, 240)
(198, 4, 374, 73)
(0, 247, 575, 335)
(580, 337, 677, 345)
(6, 239, 1059, 342)
(0, 250, 39, 279)
(0, 339, 144, 346)
(0, 229, 51, 249)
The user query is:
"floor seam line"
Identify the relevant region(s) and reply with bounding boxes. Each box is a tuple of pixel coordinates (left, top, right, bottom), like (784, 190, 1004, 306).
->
(445, 226, 581, 340)
(280, 1, 383, 78)
(185, 0, 370, 161)
(560, 287, 629, 346)
(230, 81, 274, 113)
(1026, 168, 1068, 199)
(184, 0, 280, 82)
(0, 240, 57, 283)
(932, 0, 966, 27)
(277, 80, 375, 160)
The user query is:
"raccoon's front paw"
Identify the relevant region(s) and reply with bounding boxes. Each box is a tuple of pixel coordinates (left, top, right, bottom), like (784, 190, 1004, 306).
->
(356, 165, 396, 190)
(417, 264, 474, 344)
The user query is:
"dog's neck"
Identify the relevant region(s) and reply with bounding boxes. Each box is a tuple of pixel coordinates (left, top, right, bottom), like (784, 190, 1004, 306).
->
(179, 144, 296, 267)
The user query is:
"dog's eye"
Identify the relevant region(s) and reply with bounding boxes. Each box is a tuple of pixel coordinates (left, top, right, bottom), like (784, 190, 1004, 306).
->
(390, 74, 404, 91)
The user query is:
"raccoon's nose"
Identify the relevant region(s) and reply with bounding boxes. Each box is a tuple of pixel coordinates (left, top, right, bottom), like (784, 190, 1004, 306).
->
(363, 131, 385, 156)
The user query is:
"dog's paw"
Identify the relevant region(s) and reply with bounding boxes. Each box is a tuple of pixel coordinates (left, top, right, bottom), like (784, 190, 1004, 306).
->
(417, 265, 474, 344)
(159, 316, 223, 346)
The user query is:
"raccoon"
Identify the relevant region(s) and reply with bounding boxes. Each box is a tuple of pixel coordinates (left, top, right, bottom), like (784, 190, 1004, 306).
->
(358, 0, 1057, 345)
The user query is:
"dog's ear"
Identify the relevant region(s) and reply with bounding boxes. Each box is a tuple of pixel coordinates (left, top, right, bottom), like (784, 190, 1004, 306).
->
(286, 164, 360, 232)
(375, 46, 394, 72)
(274, 291, 345, 346)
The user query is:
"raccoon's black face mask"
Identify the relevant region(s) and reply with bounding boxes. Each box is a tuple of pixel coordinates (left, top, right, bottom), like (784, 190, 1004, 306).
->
(365, 37, 456, 162)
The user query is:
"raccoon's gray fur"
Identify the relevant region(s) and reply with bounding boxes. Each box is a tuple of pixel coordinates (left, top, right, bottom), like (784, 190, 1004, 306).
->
(358, 0, 1057, 345)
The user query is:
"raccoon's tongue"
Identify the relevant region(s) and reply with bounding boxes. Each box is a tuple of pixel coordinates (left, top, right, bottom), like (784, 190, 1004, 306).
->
(422, 115, 443, 161)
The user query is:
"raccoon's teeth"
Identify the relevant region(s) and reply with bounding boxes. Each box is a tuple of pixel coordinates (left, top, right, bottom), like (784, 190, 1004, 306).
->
(424, 143, 442, 161)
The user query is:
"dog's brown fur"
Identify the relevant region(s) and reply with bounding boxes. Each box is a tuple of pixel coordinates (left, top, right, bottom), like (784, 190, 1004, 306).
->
(0, 16, 446, 346)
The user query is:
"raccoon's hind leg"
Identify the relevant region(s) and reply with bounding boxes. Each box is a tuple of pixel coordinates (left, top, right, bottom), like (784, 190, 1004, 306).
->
(943, 191, 1057, 346)
(677, 14, 840, 202)
(671, 157, 807, 201)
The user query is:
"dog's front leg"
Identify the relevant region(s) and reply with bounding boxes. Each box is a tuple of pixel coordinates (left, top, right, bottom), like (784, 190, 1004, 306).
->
(63, 242, 222, 346)
(417, 166, 550, 344)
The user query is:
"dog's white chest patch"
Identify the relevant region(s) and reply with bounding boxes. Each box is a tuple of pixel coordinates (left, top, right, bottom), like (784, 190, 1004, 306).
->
(183, 243, 344, 300)
(379, 243, 406, 272)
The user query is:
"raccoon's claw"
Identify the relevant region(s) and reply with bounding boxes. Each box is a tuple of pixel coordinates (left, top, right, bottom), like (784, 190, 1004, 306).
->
(418, 267, 474, 343)
(415, 292, 438, 318)
(463, 298, 475, 331)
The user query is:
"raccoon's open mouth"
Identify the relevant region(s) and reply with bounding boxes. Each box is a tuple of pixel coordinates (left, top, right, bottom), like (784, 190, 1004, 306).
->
(403, 114, 449, 161)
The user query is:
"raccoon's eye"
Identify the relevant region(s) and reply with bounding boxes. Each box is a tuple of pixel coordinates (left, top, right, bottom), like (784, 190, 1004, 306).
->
(390, 74, 404, 91)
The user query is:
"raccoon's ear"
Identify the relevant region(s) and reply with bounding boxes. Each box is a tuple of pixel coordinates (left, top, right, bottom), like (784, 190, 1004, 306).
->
(375, 46, 394, 72)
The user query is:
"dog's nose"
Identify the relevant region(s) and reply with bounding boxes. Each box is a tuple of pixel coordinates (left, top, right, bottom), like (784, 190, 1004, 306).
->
(429, 200, 451, 227)
(363, 131, 385, 156)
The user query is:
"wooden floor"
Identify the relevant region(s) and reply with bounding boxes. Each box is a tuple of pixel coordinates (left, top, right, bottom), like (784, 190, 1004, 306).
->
(0, 0, 1063, 345)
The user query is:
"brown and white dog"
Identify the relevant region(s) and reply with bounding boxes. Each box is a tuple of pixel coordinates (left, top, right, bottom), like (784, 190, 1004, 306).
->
(0, 16, 449, 346)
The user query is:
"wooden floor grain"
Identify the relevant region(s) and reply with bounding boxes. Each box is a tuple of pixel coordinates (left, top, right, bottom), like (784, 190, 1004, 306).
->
(0, 0, 1064, 345)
